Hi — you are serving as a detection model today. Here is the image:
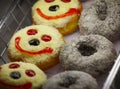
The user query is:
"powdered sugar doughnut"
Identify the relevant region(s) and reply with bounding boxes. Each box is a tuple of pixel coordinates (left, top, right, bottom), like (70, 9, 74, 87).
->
(59, 35, 117, 76)
(43, 71, 99, 89)
(79, 0, 120, 41)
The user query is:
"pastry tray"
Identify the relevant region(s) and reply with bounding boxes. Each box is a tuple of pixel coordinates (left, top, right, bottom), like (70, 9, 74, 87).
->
(0, 0, 120, 89)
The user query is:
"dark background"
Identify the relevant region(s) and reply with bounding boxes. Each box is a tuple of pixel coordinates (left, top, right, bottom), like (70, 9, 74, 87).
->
(0, 0, 12, 20)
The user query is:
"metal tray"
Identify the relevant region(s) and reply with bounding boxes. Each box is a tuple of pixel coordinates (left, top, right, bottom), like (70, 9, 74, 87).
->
(0, 0, 120, 89)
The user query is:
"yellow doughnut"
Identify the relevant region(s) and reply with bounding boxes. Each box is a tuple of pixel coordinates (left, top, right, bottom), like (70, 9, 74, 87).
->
(0, 62, 47, 89)
(7, 25, 65, 70)
(32, 0, 82, 35)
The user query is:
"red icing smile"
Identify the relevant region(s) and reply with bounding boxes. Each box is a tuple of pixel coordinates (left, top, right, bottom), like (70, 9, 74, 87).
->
(0, 81, 32, 89)
(15, 37, 53, 55)
(36, 8, 80, 20)
(0, 67, 1, 71)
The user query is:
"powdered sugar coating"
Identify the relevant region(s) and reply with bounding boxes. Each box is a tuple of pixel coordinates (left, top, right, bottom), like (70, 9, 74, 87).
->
(59, 35, 117, 76)
(79, 0, 120, 41)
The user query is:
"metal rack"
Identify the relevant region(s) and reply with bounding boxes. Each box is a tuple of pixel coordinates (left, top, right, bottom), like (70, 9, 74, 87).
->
(103, 54, 120, 89)
(0, 0, 37, 65)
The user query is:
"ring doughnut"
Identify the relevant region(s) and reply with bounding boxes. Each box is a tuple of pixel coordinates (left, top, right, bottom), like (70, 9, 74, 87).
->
(79, 0, 120, 41)
(59, 35, 117, 76)
(43, 71, 99, 89)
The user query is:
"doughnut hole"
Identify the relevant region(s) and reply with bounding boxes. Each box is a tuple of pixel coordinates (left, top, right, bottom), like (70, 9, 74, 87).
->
(59, 76, 77, 88)
(78, 44, 97, 56)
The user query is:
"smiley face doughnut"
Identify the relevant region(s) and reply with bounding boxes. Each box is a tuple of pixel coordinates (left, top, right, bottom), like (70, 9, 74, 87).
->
(7, 25, 65, 70)
(32, 0, 82, 35)
(0, 62, 47, 89)
(79, 0, 120, 41)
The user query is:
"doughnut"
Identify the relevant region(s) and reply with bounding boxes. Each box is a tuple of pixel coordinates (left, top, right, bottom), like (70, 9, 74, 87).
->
(59, 35, 117, 76)
(0, 62, 47, 89)
(7, 25, 65, 70)
(42, 71, 99, 89)
(32, 0, 82, 35)
(79, 0, 120, 41)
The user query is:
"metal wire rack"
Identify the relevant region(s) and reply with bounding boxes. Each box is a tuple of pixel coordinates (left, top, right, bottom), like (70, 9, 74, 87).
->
(0, 0, 37, 65)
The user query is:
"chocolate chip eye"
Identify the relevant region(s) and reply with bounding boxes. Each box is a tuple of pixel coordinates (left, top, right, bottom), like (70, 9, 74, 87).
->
(49, 5, 59, 11)
(29, 39, 40, 46)
(10, 71, 21, 79)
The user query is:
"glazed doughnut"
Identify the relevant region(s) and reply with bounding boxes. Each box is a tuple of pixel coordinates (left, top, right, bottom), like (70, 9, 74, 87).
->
(59, 35, 117, 76)
(43, 71, 99, 89)
(7, 25, 65, 70)
(32, 0, 82, 35)
(79, 0, 120, 41)
(0, 62, 47, 89)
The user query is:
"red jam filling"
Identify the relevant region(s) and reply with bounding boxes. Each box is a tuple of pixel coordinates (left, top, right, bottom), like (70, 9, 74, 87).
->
(27, 29, 38, 35)
(9, 63, 20, 69)
(61, 0, 71, 3)
(41, 35, 52, 42)
(0, 81, 32, 89)
(45, 0, 55, 3)
(15, 37, 53, 55)
(36, 8, 80, 20)
(25, 70, 36, 77)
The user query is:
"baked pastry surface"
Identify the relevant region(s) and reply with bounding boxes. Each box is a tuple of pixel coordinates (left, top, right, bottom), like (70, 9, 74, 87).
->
(59, 35, 117, 76)
(32, 0, 82, 35)
(43, 71, 99, 89)
(79, 0, 120, 41)
(0, 62, 47, 89)
(8, 25, 65, 70)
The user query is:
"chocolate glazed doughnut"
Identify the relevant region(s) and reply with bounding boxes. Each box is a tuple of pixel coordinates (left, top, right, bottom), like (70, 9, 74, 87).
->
(43, 71, 99, 89)
(59, 35, 117, 77)
(79, 0, 120, 41)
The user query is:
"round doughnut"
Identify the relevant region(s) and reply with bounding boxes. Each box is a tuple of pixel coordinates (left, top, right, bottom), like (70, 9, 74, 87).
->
(32, 0, 82, 35)
(79, 0, 120, 41)
(43, 71, 99, 89)
(7, 25, 65, 70)
(59, 35, 117, 76)
(0, 62, 47, 89)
